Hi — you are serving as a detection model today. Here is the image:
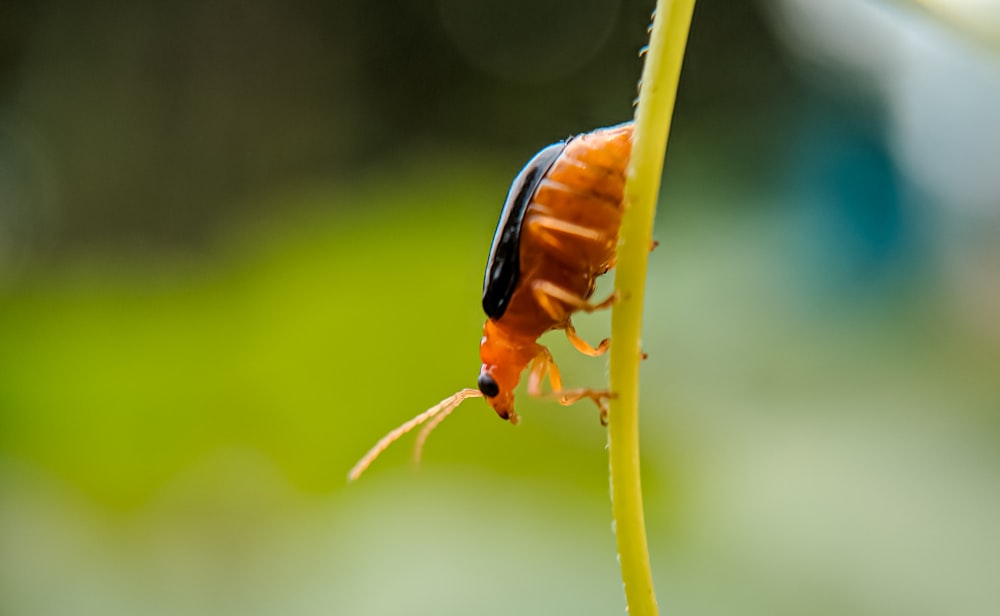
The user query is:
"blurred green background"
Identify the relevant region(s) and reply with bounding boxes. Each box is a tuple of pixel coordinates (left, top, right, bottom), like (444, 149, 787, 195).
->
(2, 1, 999, 614)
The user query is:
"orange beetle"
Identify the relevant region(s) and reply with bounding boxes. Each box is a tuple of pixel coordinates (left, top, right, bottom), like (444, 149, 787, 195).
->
(349, 122, 633, 481)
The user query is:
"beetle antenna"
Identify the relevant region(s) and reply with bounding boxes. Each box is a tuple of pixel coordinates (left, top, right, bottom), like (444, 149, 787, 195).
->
(413, 396, 461, 465)
(347, 388, 482, 481)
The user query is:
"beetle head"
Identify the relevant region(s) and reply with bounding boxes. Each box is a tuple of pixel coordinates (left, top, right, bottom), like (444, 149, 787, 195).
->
(477, 366, 520, 424)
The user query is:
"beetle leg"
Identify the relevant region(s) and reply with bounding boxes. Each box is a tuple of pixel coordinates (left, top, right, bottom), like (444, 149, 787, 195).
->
(531, 280, 618, 322)
(587, 290, 619, 312)
(527, 214, 605, 244)
(565, 319, 609, 357)
(525, 347, 565, 399)
(543, 351, 613, 423)
(531, 281, 569, 322)
(552, 389, 613, 425)
(526, 346, 613, 424)
(527, 347, 554, 397)
(545, 350, 565, 396)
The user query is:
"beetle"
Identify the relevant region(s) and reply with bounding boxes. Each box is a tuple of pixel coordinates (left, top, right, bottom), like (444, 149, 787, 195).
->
(348, 122, 634, 481)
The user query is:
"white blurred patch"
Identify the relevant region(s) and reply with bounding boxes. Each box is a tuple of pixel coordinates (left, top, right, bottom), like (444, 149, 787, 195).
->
(890, 22, 1000, 215)
(769, 0, 1000, 215)
(0, 452, 623, 616)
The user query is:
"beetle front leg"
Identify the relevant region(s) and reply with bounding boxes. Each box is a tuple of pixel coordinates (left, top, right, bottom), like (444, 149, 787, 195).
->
(527, 346, 613, 425)
(554, 389, 613, 426)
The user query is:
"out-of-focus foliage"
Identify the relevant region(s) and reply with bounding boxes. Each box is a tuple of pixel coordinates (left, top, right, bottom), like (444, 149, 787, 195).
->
(1, 1, 999, 615)
(0, 0, 790, 255)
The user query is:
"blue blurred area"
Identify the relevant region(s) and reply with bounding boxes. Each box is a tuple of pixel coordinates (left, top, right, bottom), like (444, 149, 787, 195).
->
(787, 104, 916, 298)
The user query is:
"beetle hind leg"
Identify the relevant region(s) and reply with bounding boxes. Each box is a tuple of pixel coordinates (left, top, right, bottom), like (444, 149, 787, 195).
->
(531, 279, 618, 322)
(526, 213, 606, 250)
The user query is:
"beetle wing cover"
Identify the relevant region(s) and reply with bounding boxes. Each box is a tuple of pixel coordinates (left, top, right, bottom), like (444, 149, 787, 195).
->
(482, 141, 566, 319)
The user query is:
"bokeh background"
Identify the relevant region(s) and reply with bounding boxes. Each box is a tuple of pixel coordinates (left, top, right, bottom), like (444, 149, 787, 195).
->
(2, 0, 999, 614)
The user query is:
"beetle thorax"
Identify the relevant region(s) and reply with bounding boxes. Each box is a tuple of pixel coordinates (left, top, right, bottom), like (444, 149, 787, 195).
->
(478, 319, 538, 421)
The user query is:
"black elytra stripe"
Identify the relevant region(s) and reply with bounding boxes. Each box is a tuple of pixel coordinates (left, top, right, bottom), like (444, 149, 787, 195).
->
(482, 141, 567, 319)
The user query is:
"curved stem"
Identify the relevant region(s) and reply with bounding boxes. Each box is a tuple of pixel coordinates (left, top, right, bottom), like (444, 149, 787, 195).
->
(608, 1, 696, 615)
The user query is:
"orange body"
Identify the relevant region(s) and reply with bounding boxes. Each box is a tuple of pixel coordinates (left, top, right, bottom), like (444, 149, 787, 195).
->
(478, 122, 634, 422)
(348, 122, 634, 481)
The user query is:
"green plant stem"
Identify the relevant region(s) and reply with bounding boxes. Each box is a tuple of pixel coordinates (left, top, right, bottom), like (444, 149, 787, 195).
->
(608, 1, 695, 615)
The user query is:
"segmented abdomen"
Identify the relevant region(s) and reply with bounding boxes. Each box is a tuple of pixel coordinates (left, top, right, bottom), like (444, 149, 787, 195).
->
(495, 123, 633, 338)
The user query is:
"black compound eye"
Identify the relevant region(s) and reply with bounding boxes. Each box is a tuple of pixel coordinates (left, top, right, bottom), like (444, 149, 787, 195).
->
(477, 374, 500, 398)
